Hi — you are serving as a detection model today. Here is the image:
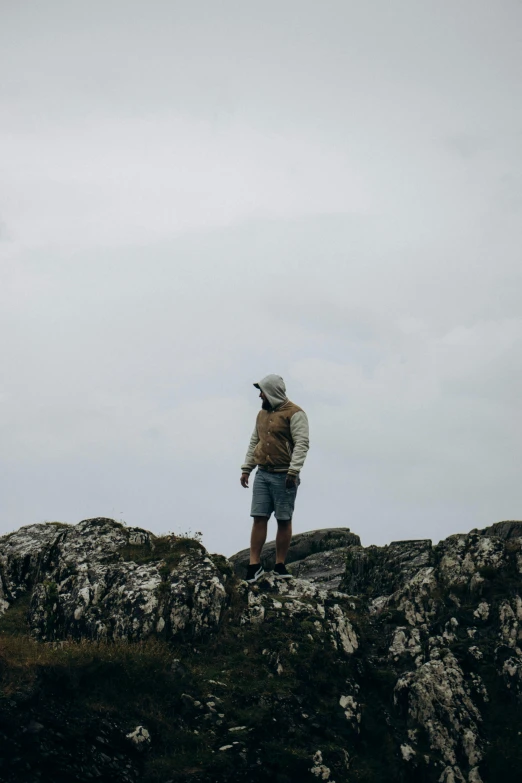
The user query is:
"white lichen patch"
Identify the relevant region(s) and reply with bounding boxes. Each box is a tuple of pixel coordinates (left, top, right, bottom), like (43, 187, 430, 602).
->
(473, 602, 490, 621)
(389, 627, 423, 661)
(311, 750, 334, 781)
(400, 743, 415, 761)
(394, 651, 482, 777)
(126, 725, 151, 748)
(499, 601, 519, 646)
(327, 603, 358, 655)
(339, 694, 361, 729)
(389, 628, 408, 658)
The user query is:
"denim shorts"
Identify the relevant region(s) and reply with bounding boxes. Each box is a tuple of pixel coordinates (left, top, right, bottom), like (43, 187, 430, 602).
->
(250, 468, 301, 521)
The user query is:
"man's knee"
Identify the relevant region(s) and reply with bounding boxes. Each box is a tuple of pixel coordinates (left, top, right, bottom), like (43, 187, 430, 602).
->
(276, 517, 292, 526)
(253, 516, 269, 525)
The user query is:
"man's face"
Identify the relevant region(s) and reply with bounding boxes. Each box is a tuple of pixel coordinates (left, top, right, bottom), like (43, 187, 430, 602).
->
(260, 391, 271, 410)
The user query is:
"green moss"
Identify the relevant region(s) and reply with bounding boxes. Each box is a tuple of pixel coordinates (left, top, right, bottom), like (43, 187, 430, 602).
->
(209, 553, 234, 579)
(120, 536, 205, 571)
(119, 542, 156, 564)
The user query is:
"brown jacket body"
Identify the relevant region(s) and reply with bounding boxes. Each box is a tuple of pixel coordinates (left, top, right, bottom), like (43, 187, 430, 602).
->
(241, 375, 309, 477)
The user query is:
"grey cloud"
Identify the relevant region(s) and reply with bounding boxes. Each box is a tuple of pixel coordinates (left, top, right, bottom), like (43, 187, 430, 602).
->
(445, 135, 492, 159)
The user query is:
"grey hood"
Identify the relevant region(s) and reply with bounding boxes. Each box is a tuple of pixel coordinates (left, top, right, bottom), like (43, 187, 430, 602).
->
(254, 374, 288, 410)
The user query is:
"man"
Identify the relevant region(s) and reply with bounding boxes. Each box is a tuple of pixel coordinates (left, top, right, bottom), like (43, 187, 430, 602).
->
(240, 374, 310, 583)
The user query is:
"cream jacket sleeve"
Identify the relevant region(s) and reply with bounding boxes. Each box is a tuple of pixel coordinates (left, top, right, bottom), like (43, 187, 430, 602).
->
(288, 411, 310, 476)
(241, 424, 260, 474)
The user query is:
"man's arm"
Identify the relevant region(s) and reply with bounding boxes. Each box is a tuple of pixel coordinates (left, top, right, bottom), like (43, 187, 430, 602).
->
(287, 411, 310, 477)
(241, 424, 260, 475)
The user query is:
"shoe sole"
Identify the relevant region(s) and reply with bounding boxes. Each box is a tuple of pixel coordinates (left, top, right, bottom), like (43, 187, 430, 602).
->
(246, 569, 264, 584)
(272, 571, 292, 579)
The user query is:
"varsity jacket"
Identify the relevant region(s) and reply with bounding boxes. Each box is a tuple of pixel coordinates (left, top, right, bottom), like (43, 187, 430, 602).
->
(241, 374, 310, 477)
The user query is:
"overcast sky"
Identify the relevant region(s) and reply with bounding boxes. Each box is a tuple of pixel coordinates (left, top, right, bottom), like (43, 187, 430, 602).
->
(1, 0, 521, 556)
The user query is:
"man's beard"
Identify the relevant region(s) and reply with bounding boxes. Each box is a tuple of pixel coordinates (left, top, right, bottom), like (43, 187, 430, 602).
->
(261, 399, 271, 411)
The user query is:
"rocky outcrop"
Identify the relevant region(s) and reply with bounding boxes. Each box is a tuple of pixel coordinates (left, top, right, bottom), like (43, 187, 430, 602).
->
(338, 525, 522, 783)
(230, 527, 361, 589)
(238, 570, 359, 656)
(0, 518, 521, 783)
(286, 546, 357, 590)
(341, 538, 433, 597)
(472, 519, 522, 540)
(0, 518, 227, 642)
(0, 522, 66, 610)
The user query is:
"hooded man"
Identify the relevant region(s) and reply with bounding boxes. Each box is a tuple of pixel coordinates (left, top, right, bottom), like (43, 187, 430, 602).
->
(240, 374, 310, 583)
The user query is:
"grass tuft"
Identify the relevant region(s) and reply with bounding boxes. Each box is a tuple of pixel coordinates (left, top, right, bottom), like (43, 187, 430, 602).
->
(0, 593, 32, 636)
(120, 535, 205, 571)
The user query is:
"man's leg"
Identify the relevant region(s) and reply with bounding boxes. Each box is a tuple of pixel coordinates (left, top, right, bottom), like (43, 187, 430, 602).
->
(250, 516, 269, 565)
(275, 518, 292, 564)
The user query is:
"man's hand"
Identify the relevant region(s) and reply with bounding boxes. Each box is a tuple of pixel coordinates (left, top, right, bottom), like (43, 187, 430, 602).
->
(285, 474, 297, 489)
(240, 472, 250, 488)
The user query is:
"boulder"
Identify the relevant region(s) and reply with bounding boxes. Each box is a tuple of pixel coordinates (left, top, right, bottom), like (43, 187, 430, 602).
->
(286, 546, 354, 591)
(473, 520, 522, 540)
(340, 538, 433, 597)
(229, 527, 361, 582)
(0, 518, 227, 642)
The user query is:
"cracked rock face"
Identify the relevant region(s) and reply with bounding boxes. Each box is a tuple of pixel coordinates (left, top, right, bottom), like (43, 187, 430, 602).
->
(286, 547, 355, 591)
(228, 523, 520, 780)
(340, 522, 522, 783)
(238, 572, 359, 656)
(0, 523, 67, 609)
(0, 518, 227, 642)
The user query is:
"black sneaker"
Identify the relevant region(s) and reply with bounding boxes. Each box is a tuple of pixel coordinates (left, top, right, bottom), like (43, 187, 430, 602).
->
(245, 563, 264, 583)
(272, 563, 292, 579)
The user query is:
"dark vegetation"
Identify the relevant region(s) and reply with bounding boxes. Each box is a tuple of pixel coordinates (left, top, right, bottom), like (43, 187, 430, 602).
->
(0, 553, 399, 783)
(120, 534, 205, 574)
